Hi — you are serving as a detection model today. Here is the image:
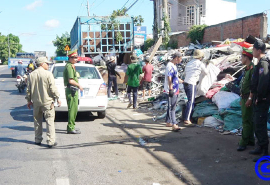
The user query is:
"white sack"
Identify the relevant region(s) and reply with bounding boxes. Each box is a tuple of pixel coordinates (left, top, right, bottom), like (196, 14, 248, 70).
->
(212, 91, 240, 110)
(204, 116, 222, 128)
(196, 63, 221, 97)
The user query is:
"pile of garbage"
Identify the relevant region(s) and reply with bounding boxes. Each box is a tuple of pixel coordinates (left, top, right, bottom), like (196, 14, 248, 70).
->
(113, 35, 270, 136)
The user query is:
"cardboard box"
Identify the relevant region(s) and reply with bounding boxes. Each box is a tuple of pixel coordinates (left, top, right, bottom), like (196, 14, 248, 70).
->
(197, 117, 206, 126)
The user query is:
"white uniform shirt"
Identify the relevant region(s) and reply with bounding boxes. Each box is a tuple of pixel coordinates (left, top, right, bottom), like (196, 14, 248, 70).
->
(184, 59, 208, 85)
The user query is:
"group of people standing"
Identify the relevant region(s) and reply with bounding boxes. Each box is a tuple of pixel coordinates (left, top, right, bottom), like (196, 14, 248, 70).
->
(163, 50, 208, 131)
(25, 39, 270, 159)
(106, 52, 154, 109)
(237, 39, 270, 162)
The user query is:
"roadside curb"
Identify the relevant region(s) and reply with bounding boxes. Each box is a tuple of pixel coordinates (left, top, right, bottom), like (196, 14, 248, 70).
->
(0, 65, 7, 68)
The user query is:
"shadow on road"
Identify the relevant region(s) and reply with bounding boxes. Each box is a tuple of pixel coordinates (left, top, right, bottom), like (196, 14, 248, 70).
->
(0, 137, 35, 145)
(55, 112, 97, 122)
(101, 108, 265, 185)
(10, 105, 33, 122)
(0, 74, 13, 78)
(0, 89, 26, 96)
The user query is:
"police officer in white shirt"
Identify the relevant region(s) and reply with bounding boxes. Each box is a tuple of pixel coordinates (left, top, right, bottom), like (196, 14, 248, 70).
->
(183, 49, 208, 126)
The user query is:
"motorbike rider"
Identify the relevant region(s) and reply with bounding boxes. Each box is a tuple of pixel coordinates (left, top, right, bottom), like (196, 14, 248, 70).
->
(15, 60, 27, 77)
(15, 60, 27, 89)
(27, 59, 36, 72)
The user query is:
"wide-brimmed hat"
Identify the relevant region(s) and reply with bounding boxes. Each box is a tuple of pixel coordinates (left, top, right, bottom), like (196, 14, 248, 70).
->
(130, 53, 138, 63)
(36, 57, 52, 65)
(193, 49, 204, 59)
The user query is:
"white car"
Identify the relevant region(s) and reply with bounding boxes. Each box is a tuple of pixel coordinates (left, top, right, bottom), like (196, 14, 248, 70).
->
(50, 63, 108, 118)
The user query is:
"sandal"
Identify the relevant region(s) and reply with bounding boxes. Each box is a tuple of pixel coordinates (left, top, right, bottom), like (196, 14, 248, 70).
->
(166, 123, 173, 127)
(183, 121, 195, 127)
(172, 127, 181, 132)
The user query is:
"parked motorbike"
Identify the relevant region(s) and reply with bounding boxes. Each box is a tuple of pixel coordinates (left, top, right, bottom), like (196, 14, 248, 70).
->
(16, 75, 27, 93)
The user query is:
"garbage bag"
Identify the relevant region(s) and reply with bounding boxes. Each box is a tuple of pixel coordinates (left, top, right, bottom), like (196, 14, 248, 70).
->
(223, 109, 242, 131)
(192, 100, 219, 118)
(204, 116, 223, 128)
(196, 63, 221, 97)
(212, 91, 240, 110)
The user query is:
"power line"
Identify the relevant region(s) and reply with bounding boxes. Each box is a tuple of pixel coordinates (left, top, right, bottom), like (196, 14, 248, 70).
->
(121, 0, 130, 10)
(78, 0, 86, 15)
(93, 0, 106, 10)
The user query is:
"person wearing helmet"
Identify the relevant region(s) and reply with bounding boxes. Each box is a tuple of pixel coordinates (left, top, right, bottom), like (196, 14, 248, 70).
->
(27, 60, 36, 72)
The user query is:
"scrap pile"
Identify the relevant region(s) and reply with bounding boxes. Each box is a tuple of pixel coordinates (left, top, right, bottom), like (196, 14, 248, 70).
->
(123, 35, 270, 135)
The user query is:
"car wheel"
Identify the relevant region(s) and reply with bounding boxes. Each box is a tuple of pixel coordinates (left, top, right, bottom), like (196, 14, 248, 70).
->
(97, 111, 106, 119)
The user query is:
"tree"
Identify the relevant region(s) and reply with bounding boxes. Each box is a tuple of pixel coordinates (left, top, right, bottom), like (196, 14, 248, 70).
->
(187, 24, 207, 44)
(101, 7, 145, 43)
(0, 33, 23, 65)
(52, 32, 70, 56)
(134, 15, 144, 26)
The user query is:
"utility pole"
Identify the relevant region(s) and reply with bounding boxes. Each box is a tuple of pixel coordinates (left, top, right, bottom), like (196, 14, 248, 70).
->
(86, 1, 91, 30)
(162, 0, 168, 17)
(161, 0, 168, 37)
(86, 0, 90, 16)
(194, 0, 200, 25)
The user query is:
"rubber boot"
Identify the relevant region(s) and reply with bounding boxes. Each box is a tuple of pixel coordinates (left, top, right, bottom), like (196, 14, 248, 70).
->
(253, 146, 269, 162)
(249, 146, 263, 155)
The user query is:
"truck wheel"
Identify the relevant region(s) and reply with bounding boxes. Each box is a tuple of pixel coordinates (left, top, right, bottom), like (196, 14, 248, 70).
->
(12, 70, 16, 78)
(97, 111, 106, 119)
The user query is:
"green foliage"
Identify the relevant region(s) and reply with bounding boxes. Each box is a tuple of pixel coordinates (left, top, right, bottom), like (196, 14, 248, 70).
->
(0, 33, 23, 64)
(52, 32, 70, 56)
(101, 7, 144, 43)
(187, 24, 207, 43)
(167, 40, 178, 49)
(3, 61, 8, 65)
(134, 15, 144, 26)
(143, 39, 155, 52)
(162, 14, 171, 47)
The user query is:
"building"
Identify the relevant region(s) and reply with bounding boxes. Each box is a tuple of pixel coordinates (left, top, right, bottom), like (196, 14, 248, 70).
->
(155, 0, 236, 32)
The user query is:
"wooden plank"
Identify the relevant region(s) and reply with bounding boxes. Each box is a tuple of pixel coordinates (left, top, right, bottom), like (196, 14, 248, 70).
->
(149, 36, 163, 63)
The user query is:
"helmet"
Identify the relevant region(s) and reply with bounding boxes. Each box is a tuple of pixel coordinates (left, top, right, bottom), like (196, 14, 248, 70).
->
(30, 59, 33, 63)
(18, 60, 23, 64)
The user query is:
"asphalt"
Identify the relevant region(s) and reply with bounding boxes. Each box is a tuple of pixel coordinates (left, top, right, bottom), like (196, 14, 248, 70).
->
(0, 65, 269, 185)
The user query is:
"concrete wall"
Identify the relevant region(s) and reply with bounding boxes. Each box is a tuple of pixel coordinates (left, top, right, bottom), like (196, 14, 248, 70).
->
(175, 13, 268, 47)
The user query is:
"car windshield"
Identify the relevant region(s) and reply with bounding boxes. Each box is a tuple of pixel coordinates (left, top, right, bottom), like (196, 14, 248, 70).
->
(52, 66, 101, 79)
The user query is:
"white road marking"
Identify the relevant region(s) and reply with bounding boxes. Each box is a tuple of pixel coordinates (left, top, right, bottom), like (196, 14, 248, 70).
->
(56, 178, 70, 185)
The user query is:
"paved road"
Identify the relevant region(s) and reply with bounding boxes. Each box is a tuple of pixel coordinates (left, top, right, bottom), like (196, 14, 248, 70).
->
(0, 65, 269, 185)
(0, 66, 180, 185)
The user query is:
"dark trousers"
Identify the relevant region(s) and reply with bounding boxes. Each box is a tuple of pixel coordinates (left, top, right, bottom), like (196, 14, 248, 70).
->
(107, 76, 118, 98)
(127, 86, 138, 108)
(239, 98, 255, 146)
(253, 101, 270, 147)
(165, 94, 179, 125)
(184, 83, 196, 121)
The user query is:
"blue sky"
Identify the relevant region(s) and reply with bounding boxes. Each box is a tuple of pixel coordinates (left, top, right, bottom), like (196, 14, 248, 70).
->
(0, 0, 269, 57)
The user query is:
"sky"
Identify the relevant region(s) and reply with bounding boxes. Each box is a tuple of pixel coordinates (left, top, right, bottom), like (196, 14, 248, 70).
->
(0, 0, 270, 58)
